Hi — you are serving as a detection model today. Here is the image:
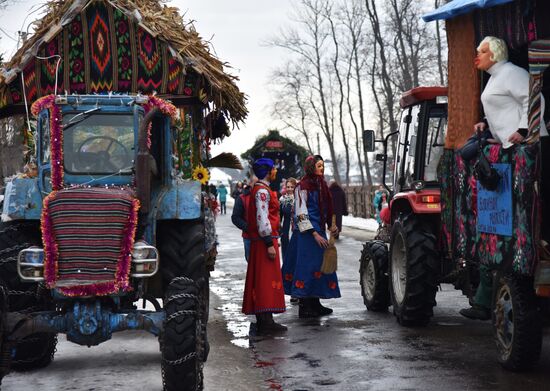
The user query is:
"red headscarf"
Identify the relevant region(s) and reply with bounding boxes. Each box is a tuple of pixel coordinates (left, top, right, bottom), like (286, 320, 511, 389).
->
(299, 155, 333, 229)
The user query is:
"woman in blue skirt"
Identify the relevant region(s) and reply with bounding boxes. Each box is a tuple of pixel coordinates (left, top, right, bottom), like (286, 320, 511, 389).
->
(282, 155, 340, 318)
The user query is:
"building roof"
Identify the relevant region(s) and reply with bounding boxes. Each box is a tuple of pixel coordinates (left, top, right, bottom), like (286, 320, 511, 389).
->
(422, 0, 514, 22)
(0, 0, 247, 123)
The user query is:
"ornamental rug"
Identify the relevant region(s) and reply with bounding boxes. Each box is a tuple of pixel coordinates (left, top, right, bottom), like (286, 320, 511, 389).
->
(41, 187, 139, 296)
(2, 0, 196, 108)
(441, 143, 539, 275)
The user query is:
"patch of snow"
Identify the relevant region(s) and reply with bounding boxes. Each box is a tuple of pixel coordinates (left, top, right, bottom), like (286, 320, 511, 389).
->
(210, 168, 232, 186)
(342, 215, 379, 232)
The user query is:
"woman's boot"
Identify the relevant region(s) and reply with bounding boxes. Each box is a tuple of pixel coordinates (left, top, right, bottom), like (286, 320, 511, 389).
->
(257, 313, 287, 334)
(299, 298, 320, 318)
(312, 298, 333, 316)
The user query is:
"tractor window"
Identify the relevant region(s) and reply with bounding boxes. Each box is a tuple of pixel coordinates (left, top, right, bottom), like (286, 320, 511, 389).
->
(424, 107, 447, 182)
(40, 114, 51, 164)
(402, 105, 420, 189)
(62, 114, 134, 175)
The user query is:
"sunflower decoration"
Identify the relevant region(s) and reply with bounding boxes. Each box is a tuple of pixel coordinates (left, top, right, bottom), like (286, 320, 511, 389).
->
(192, 165, 210, 185)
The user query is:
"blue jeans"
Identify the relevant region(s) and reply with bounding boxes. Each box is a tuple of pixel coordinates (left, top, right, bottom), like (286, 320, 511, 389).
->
(243, 238, 251, 262)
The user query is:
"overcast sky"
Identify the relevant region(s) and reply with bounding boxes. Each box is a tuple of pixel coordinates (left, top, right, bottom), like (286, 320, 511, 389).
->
(0, 0, 295, 157)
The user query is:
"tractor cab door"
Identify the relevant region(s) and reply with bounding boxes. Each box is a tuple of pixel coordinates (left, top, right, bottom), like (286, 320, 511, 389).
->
(393, 100, 447, 193)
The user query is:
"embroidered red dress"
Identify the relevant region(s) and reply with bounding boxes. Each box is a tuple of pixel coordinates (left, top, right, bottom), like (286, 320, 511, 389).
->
(242, 182, 286, 315)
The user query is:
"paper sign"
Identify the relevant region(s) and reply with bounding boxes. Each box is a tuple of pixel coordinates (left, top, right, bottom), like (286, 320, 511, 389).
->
(477, 163, 512, 237)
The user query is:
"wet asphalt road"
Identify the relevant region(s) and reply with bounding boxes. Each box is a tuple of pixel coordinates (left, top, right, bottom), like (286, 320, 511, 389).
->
(2, 209, 550, 390)
(210, 211, 550, 391)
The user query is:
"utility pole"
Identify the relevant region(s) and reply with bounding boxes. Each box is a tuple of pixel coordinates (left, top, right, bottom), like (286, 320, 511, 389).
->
(317, 132, 320, 155)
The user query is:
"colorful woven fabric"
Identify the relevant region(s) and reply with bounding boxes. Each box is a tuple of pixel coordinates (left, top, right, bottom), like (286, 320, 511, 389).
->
(41, 187, 139, 296)
(66, 14, 86, 94)
(40, 35, 64, 95)
(113, 8, 133, 92)
(87, 2, 114, 92)
(526, 40, 550, 140)
(438, 149, 455, 257)
(23, 60, 38, 103)
(0, 1, 205, 109)
(448, 143, 539, 275)
(137, 27, 163, 92)
(475, 0, 536, 50)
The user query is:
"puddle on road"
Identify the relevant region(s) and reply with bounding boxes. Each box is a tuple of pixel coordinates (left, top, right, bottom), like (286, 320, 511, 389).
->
(211, 270, 251, 349)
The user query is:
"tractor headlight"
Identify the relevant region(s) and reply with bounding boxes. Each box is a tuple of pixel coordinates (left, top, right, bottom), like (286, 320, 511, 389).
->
(132, 241, 150, 260)
(18, 247, 45, 281)
(131, 241, 159, 278)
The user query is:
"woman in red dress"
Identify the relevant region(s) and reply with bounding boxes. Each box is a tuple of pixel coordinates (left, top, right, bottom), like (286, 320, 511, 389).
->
(242, 158, 287, 334)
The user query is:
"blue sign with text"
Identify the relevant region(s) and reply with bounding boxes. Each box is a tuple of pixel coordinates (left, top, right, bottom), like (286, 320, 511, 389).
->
(477, 163, 512, 236)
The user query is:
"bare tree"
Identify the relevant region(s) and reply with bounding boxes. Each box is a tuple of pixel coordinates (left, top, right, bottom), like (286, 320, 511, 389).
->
(268, 0, 447, 188)
(324, 2, 351, 185)
(434, 0, 447, 85)
(340, 0, 371, 187)
(270, 63, 315, 154)
(268, 0, 342, 183)
(364, 0, 399, 141)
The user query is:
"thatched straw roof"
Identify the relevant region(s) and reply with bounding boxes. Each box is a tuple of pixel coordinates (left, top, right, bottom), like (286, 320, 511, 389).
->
(0, 0, 247, 123)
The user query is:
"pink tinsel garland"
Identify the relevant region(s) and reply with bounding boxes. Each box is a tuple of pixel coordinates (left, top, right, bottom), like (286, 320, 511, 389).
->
(31, 94, 64, 190)
(41, 192, 59, 287)
(143, 96, 177, 149)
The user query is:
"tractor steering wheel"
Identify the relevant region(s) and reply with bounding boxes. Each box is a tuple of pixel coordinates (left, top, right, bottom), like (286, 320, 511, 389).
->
(76, 136, 130, 172)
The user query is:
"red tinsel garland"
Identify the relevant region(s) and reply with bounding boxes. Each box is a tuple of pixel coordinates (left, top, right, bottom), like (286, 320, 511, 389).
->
(31, 95, 63, 190)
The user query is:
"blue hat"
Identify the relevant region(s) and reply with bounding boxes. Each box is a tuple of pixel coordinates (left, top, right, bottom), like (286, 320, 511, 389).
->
(253, 158, 274, 179)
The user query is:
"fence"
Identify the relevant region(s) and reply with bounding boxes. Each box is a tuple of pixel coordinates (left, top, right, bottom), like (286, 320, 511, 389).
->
(344, 185, 377, 219)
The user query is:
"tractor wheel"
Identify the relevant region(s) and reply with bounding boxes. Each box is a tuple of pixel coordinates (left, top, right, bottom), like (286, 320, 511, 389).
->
(157, 219, 207, 284)
(157, 219, 208, 390)
(0, 286, 11, 386)
(359, 240, 390, 311)
(389, 215, 439, 326)
(492, 275, 542, 371)
(0, 222, 57, 371)
(161, 277, 202, 391)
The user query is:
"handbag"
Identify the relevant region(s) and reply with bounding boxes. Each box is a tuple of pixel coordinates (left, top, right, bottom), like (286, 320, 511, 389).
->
(320, 216, 337, 274)
(474, 137, 500, 191)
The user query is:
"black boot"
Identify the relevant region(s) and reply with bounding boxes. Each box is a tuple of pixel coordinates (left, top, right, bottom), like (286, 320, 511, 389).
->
(299, 298, 320, 318)
(459, 305, 490, 321)
(257, 313, 287, 334)
(312, 298, 333, 316)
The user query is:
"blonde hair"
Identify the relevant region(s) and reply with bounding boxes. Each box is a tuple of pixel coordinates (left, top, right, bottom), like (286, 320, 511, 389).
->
(478, 36, 508, 63)
(285, 177, 297, 187)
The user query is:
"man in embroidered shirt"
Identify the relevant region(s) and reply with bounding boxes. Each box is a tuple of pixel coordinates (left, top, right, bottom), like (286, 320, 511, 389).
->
(241, 158, 287, 334)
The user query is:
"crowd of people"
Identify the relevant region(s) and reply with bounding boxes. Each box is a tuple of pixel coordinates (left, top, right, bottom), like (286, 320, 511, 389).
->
(227, 155, 348, 334)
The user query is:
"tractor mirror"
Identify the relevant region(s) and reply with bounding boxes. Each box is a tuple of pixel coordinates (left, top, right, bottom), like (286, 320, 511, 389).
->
(375, 154, 387, 162)
(363, 129, 375, 152)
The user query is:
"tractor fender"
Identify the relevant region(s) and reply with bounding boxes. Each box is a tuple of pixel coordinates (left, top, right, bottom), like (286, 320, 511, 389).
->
(153, 180, 202, 221)
(390, 189, 441, 222)
(1, 178, 43, 222)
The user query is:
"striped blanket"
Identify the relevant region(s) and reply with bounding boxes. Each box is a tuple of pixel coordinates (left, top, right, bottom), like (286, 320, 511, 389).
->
(41, 187, 139, 296)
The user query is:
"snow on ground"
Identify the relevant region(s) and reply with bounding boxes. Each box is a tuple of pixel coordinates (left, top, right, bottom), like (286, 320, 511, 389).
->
(342, 215, 379, 232)
(223, 198, 377, 232)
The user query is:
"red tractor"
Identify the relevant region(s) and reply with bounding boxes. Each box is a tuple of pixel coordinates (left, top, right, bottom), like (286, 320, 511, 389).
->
(360, 86, 448, 326)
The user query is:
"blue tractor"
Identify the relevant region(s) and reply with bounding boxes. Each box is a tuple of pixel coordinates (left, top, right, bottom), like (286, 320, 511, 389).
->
(0, 94, 210, 390)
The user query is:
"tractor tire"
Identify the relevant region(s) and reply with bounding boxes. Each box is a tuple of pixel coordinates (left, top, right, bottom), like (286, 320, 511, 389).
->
(389, 214, 439, 326)
(157, 219, 207, 285)
(161, 277, 202, 391)
(0, 221, 58, 371)
(492, 275, 542, 371)
(0, 286, 11, 386)
(359, 240, 390, 311)
(11, 333, 58, 371)
(157, 218, 209, 348)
